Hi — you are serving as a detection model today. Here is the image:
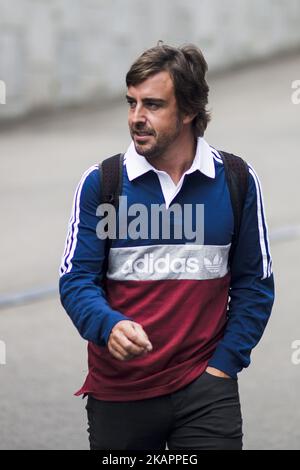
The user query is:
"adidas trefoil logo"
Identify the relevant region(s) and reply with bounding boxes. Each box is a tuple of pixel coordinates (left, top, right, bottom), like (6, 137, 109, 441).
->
(204, 253, 223, 274)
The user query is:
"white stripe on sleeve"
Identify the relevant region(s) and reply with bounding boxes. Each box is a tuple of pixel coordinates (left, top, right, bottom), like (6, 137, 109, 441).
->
(248, 166, 272, 279)
(60, 165, 98, 276)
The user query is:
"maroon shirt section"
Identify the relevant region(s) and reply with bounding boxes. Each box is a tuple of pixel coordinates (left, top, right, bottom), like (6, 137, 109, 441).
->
(75, 273, 230, 401)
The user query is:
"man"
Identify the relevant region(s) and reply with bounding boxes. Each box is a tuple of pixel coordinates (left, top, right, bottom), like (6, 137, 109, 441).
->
(59, 43, 274, 450)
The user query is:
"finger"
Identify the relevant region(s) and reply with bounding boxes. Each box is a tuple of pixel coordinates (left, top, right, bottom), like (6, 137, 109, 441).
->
(109, 338, 129, 358)
(123, 323, 152, 349)
(131, 323, 153, 350)
(108, 346, 126, 361)
(117, 332, 148, 355)
(109, 334, 146, 360)
(109, 340, 140, 361)
(113, 321, 152, 351)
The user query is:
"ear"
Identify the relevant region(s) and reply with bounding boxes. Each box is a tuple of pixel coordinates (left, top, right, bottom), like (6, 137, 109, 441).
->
(182, 113, 197, 125)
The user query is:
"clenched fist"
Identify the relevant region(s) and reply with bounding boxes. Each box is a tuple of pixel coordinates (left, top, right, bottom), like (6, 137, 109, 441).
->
(108, 320, 153, 361)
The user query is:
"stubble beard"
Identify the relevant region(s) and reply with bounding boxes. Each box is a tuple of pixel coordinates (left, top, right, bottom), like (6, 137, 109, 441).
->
(131, 116, 183, 160)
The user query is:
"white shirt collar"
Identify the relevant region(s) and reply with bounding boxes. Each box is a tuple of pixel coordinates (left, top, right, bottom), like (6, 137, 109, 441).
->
(124, 137, 216, 181)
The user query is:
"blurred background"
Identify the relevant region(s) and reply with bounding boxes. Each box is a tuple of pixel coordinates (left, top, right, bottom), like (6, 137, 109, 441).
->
(0, 0, 299, 450)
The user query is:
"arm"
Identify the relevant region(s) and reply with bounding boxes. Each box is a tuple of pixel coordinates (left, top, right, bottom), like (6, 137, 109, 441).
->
(208, 164, 275, 378)
(59, 165, 132, 347)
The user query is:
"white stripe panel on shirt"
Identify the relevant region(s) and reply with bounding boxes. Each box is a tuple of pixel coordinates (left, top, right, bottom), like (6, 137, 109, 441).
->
(107, 243, 231, 281)
(248, 166, 272, 279)
(60, 165, 98, 276)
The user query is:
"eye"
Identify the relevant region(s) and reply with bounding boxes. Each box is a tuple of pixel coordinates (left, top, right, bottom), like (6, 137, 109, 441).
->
(127, 100, 136, 109)
(147, 103, 159, 110)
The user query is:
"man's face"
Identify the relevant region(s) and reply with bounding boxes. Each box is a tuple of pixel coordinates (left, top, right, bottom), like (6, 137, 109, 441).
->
(127, 71, 184, 159)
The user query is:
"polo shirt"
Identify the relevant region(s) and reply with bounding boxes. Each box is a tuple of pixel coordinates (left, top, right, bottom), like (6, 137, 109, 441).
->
(59, 137, 274, 401)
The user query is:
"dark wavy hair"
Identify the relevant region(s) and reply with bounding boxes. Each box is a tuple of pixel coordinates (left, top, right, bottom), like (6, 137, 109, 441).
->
(126, 42, 211, 137)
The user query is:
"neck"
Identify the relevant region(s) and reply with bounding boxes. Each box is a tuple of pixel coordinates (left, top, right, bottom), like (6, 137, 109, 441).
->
(146, 129, 197, 185)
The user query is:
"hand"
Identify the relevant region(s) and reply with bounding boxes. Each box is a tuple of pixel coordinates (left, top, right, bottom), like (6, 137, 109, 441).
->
(108, 320, 153, 361)
(205, 366, 231, 379)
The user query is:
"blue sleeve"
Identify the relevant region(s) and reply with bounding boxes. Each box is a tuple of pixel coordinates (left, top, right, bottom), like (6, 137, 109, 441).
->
(59, 165, 132, 346)
(208, 165, 275, 378)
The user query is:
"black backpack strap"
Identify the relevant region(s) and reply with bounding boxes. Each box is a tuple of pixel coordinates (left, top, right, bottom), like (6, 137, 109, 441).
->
(98, 153, 124, 272)
(99, 153, 124, 210)
(219, 151, 249, 265)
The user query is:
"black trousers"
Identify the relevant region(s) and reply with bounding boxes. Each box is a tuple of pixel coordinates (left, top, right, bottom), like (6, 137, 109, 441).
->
(86, 371, 243, 451)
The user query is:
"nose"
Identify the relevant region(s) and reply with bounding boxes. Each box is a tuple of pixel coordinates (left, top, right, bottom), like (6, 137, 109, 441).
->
(130, 103, 147, 126)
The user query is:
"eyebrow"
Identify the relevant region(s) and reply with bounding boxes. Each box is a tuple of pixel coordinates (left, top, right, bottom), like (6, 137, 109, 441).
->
(125, 95, 167, 105)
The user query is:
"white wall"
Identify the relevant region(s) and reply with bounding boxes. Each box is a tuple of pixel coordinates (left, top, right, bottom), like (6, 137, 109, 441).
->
(1, 0, 300, 119)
